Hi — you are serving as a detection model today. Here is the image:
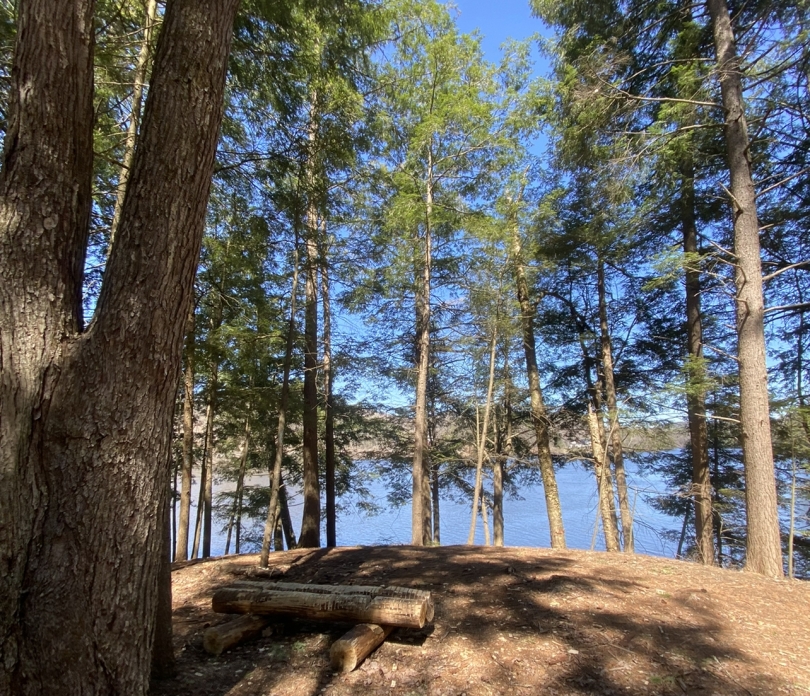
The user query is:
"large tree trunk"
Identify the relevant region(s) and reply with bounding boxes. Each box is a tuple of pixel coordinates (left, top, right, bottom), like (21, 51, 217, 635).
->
(596, 259, 633, 551)
(510, 226, 566, 548)
(707, 0, 783, 577)
(0, 1, 237, 692)
(300, 98, 321, 549)
(680, 159, 715, 565)
(411, 151, 434, 546)
(150, 484, 176, 680)
(320, 223, 337, 548)
(175, 306, 196, 561)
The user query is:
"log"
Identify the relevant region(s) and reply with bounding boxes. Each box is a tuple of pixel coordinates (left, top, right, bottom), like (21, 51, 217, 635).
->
(212, 581, 433, 629)
(330, 623, 393, 672)
(203, 614, 271, 656)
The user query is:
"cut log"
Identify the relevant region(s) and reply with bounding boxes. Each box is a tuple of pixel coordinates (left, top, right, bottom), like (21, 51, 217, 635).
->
(203, 614, 271, 656)
(330, 623, 393, 672)
(212, 581, 433, 629)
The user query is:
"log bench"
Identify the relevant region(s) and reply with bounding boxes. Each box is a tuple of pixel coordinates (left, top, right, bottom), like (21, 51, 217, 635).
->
(206, 580, 434, 670)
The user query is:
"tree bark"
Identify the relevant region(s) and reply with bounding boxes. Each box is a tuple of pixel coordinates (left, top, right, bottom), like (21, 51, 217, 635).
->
(150, 484, 176, 680)
(0, 0, 238, 692)
(596, 259, 633, 552)
(680, 159, 715, 565)
(411, 149, 434, 545)
(261, 246, 300, 566)
(511, 226, 566, 548)
(300, 96, 321, 549)
(707, 0, 783, 577)
(320, 222, 337, 548)
(175, 306, 196, 561)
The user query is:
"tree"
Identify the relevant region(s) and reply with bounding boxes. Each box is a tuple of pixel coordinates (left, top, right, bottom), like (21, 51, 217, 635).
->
(707, 0, 783, 577)
(0, 0, 238, 692)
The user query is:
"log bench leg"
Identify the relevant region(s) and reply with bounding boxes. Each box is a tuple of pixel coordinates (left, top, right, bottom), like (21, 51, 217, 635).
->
(330, 624, 394, 672)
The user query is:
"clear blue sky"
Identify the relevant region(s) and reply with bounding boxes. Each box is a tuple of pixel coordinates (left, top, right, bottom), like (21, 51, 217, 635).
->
(448, 0, 552, 74)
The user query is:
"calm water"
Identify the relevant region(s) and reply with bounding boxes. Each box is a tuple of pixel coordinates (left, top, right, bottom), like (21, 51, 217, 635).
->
(176, 460, 681, 558)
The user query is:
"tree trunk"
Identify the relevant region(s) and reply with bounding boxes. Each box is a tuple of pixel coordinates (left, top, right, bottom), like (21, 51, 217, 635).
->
(225, 413, 251, 555)
(707, 0, 783, 577)
(150, 484, 176, 680)
(261, 247, 300, 566)
(279, 474, 297, 550)
(468, 329, 498, 544)
(681, 159, 715, 565)
(597, 259, 633, 551)
(0, 1, 237, 692)
(202, 350, 220, 559)
(320, 222, 337, 548)
(587, 403, 621, 552)
(511, 226, 566, 548)
(431, 462, 440, 544)
(175, 306, 196, 561)
(109, 0, 158, 247)
(411, 150, 434, 545)
(300, 96, 321, 549)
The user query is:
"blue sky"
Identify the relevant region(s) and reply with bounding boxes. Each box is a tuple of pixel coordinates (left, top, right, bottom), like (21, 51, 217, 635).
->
(449, 0, 552, 74)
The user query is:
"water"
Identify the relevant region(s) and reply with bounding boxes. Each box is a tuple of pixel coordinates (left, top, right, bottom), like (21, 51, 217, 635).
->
(175, 460, 681, 558)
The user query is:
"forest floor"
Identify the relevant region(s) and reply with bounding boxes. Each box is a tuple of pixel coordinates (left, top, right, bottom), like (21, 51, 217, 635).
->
(152, 546, 810, 696)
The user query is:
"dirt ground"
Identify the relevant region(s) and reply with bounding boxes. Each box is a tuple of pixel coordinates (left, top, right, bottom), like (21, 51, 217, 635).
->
(152, 546, 810, 696)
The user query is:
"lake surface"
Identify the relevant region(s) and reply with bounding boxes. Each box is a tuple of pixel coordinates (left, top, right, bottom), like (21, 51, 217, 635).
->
(175, 460, 682, 558)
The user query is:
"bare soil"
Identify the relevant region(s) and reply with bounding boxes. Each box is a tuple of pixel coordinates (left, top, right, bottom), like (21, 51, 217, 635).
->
(152, 546, 810, 696)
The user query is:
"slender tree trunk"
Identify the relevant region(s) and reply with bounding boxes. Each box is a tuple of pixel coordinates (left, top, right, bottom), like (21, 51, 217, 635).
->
(175, 306, 195, 561)
(225, 414, 250, 555)
(202, 349, 220, 559)
(511, 225, 566, 548)
(431, 462, 440, 544)
(320, 223, 337, 547)
(0, 1, 238, 691)
(468, 329, 498, 544)
(261, 247, 300, 566)
(412, 150, 434, 545)
(109, 0, 158, 247)
(596, 259, 633, 551)
(300, 96, 321, 549)
(191, 430, 206, 559)
(707, 0, 783, 577)
(681, 160, 715, 565)
(279, 472, 297, 550)
(587, 403, 621, 552)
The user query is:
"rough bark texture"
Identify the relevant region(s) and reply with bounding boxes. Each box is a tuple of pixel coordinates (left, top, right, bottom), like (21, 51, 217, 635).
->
(176, 307, 196, 561)
(300, 114, 321, 548)
(707, 0, 783, 577)
(151, 488, 176, 680)
(597, 260, 633, 552)
(0, 0, 238, 692)
(411, 156, 434, 546)
(681, 162, 715, 565)
(511, 228, 566, 548)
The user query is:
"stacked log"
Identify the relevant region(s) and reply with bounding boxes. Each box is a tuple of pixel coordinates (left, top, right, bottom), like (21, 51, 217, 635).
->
(212, 581, 433, 629)
(203, 614, 270, 656)
(330, 624, 394, 672)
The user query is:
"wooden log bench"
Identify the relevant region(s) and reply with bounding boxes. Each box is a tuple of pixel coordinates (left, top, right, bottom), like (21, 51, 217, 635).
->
(209, 580, 434, 669)
(212, 580, 434, 629)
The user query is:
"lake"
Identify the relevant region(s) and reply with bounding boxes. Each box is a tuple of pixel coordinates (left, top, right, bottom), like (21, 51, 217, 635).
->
(175, 459, 682, 558)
